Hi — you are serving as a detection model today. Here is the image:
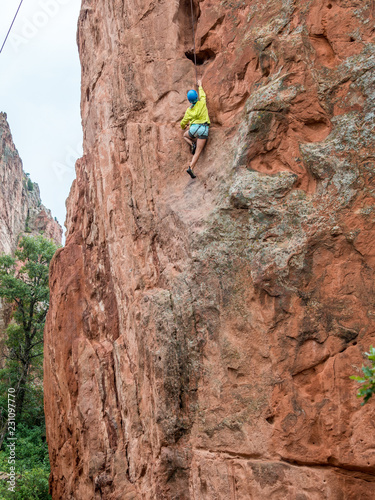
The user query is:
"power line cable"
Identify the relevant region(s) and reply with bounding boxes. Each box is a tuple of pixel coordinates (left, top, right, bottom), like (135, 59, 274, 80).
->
(0, 0, 25, 55)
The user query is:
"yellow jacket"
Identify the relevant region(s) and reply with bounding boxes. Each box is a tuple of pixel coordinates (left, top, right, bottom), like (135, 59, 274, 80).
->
(180, 86, 210, 129)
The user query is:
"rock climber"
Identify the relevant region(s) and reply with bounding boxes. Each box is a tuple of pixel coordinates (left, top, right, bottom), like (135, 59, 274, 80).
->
(180, 79, 210, 179)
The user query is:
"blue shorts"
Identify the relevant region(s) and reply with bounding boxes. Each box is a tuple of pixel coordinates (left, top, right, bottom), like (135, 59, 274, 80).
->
(189, 123, 209, 139)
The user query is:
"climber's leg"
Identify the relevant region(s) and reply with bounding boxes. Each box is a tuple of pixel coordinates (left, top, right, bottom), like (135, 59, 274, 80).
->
(189, 138, 206, 171)
(183, 129, 194, 147)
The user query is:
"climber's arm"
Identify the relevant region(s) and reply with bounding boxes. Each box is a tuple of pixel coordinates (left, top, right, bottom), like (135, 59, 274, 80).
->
(198, 82, 206, 103)
(180, 109, 191, 129)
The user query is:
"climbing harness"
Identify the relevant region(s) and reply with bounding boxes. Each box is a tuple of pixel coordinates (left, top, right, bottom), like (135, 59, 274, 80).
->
(0, 0, 25, 54)
(189, 0, 198, 85)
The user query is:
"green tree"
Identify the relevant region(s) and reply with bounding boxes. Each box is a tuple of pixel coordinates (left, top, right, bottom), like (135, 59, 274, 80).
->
(350, 346, 375, 405)
(0, 235, 58, 447)
(0, 423, 51, 499)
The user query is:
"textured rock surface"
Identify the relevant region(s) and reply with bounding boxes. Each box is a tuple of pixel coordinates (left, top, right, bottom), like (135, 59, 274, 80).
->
(45, 0, 375, 498)
(0, 113, 62, 253)
(0, 113, 62, 334)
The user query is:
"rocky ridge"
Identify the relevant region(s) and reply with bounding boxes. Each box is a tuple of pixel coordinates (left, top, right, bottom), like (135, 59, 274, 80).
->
(0, 112, 62, 332)
(45, 0, 375, 498)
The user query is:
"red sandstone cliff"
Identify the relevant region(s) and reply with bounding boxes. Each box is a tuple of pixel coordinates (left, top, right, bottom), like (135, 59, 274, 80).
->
(0, 113, 62, 333)
(45, 0, 375, 498)
(0, 112, 62, 251)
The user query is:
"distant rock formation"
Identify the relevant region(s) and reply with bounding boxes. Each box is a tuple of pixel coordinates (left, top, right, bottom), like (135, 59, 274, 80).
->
(0, 112, 62, 333)
(45, 1, 375, 498)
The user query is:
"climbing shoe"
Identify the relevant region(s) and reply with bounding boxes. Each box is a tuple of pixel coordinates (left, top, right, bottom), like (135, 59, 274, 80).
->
(187, 168, 196, 179)
(191, 142, 196, 155)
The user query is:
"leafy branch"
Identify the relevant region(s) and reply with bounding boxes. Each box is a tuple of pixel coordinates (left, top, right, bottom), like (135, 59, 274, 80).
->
(350, 346, 375, 405)
(0, 235, 58, 449)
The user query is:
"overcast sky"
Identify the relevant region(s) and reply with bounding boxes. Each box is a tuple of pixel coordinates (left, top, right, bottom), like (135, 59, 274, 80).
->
(0, 0, 82, 232)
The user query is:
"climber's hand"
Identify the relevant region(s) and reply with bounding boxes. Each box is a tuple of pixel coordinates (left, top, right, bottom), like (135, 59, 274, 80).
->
(197, 79, 202, 87)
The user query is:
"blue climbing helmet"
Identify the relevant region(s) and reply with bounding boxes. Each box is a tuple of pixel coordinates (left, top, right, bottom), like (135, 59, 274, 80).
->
(187, 89, 198, 103)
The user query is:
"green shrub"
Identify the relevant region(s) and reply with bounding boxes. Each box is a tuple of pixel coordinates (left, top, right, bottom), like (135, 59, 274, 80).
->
(0, 424, 51, 499)
(350, 346, 375, 405)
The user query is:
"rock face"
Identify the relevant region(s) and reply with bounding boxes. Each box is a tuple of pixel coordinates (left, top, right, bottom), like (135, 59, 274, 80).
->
(0, 113, 62, 253)
(0, 113, 62, 332)
(45, 0, 375, 498)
